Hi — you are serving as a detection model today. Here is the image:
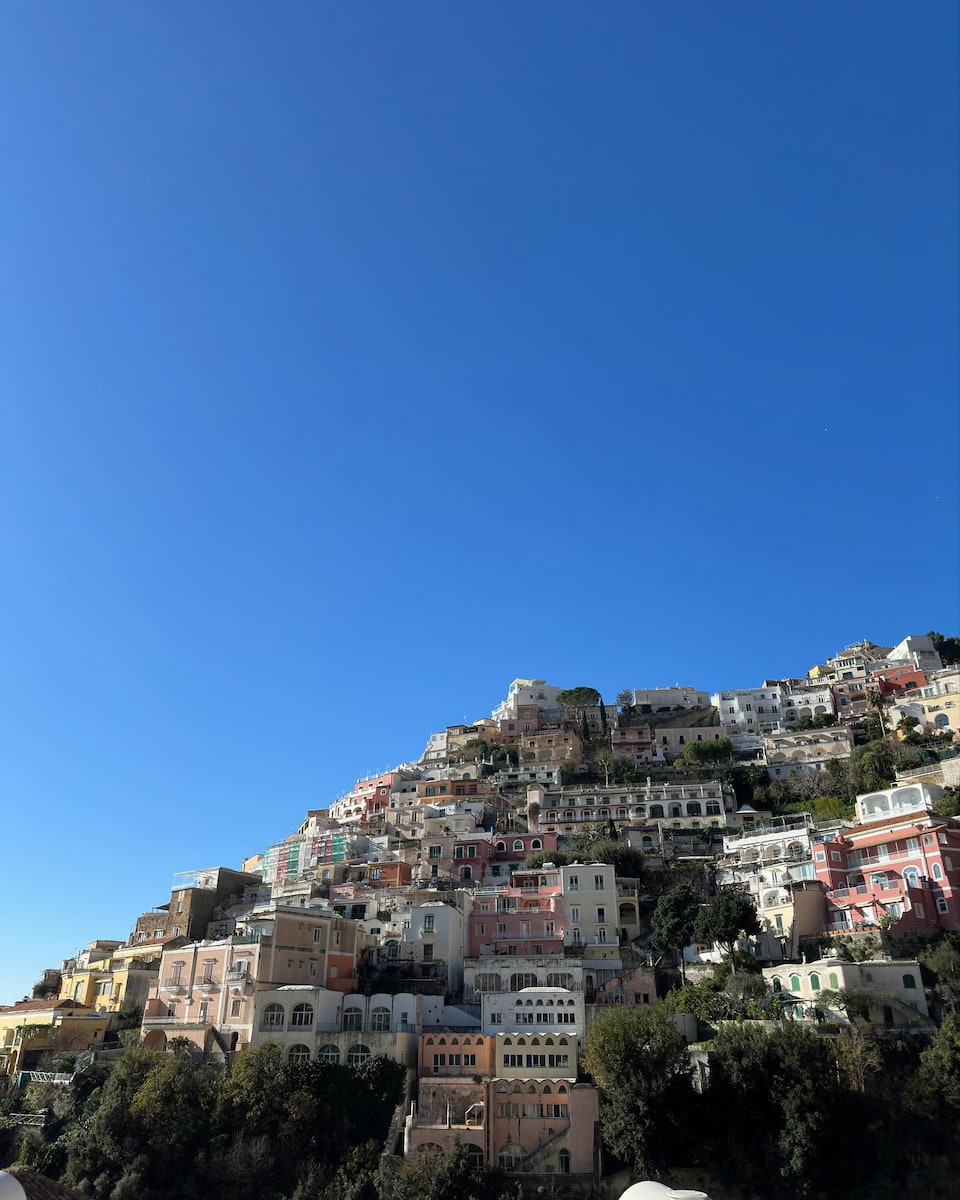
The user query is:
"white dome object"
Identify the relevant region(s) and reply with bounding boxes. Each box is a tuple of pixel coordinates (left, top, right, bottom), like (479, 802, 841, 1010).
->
(619, 1184, 710, 1200)
(0, 1173, 27, 1200)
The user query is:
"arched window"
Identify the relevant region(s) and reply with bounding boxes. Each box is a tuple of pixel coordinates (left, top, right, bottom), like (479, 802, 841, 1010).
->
(371, 1006, 391, 1032)
(649, 805, 664, 818)
(829, 973, 839, 989)
(531, 839, 542, 850)
(903, 867, 920, 889)
(287, 1044, 311, 1063)
(460, 865, 473, 881)
(513, 839, 525, 852)
(291, 1003, 314, 1028)
(342, 1008, 363, 1031)
(318, 1044, 340, 1064)
(790, 975, 801, 992)
(706, 802, 721, 816)
(903, 974, 917, 989)
(770, 977, 782, 992)
(557, 1084, 567, 1094)
(511, 973, 537, 991)
(496, 841, 506, 852)
(932, 863, 943, 880)
(476, 973, 501, 993)
(347, 1044, 371, 1066)
(686, 802, 702, 817)
(261, 1003, 284, 1030)
(558, 1149, 571, 1174)
(809, 973, 821, 992)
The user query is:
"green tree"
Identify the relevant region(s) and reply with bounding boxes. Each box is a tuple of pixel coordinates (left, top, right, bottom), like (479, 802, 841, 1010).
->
(920, 933, 960, 1007)
(928, 631, 960, 666)
(847, 739, 896, 795)
(390, 1141, 503, 1200)
(582, 1007, 692, 1176)
(693, 889, 760, 968)
(682, 738, 734, 766)
(650, 884, 700, 981)
(616, 689, 634, 707)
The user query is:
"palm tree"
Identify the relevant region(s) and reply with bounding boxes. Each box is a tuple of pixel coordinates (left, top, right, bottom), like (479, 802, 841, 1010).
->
(867, 689, 887, 737)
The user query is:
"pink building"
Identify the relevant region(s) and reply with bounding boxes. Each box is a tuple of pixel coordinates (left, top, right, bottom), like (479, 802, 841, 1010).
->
(815, 810, 960, 935)
(421, 835, 496, 884)
(468, 869, 565, 957)
(610, 724, 655, 765)
(329, 772, 397, 825)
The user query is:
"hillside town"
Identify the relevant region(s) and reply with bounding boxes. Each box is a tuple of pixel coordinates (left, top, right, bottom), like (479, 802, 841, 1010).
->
(3, 632, 960, 1194)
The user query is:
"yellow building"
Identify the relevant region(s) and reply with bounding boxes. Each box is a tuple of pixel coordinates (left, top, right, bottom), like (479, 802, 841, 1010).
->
(58, 939, 163, 1014)
(0, 1000, 111, 1079)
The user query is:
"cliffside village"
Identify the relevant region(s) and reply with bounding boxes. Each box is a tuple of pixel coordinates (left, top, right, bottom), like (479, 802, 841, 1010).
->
(3, 634, 959, 1181)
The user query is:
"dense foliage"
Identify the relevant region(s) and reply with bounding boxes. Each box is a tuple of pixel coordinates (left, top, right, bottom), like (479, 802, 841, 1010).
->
(7, 1045, 405, 1200)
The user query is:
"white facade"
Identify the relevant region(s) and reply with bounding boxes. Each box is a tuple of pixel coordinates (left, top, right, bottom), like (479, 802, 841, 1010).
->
(492, 679, 563, 722)
(712, 685, 785, 735)
(763, 958, 930, 1025)
(886, 635, 943, 675)
(403, 903, 468, 992)
(780, 686, 835, 723)
(625, 687, 710, 710)
(481, 986, 585, 1036)
(420, 731, 449, 763)
(463, 955, 583, 1003)
(855, 782, 943, 824)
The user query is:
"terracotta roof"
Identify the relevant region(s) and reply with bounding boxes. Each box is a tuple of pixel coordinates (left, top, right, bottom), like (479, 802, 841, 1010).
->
(2, 1166, 87, 1199)
(0, 1000, 91, 1015)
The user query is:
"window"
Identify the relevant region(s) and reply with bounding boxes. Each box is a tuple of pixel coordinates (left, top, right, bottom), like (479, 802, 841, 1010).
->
(568, 875, 579, 891)
(371, 1007, 391, 1032)
(422, 944, 434, 960)
(423, 915, 435, 933)
(230, 997, 242, 1018)
(347, 1044, 371, 1066)
(342, 1009, 363, 1031)
(428, 845, 441, 859)
(596, 907, 606, 922)
(313, 928, 323, 943)
(570, 907, 580, 923)
(287, 1044, 310, 1064)
(261, 1004, 284, 1030)
(594, 874, 605, 890)
(903, 974, 917, 990)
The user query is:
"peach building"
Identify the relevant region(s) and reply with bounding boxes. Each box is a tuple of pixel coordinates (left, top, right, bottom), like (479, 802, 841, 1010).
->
(405, 1031, 597, 1177)
(141, 903, 360, 1054)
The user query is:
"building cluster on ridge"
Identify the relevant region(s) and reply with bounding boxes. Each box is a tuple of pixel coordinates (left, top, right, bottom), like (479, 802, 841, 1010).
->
(2, 634, 959, 1180)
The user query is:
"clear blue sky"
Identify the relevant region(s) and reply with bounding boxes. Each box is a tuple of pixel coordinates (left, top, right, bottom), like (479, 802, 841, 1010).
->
(2, 2, 957, 1004)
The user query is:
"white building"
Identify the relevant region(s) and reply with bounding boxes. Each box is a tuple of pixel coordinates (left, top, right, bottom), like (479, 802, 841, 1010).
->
(780, 684, 836, 724)
(492, 679, 564, 723)
(855, 781, 943, 824)
(886, 635, 943, 675)
(463, 955, 583, 1003)
(624, 687, 710, 711)
(764, 727, 853, 779)
(481, 985, 585, 1036)
(403, 903, 468, 993)
(763, 958, 930, 1027)
(712, 684, 785, 736)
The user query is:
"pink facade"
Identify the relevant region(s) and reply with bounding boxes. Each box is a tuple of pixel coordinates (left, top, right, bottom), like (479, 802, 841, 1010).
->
(491, 832, 557, 862)
(610, 724, 654, 764)
(422, 835, 496, 884)
(468, 870, 565, 956)
(497, 705, 542, 743)
(330, 772, 396, 824)
(815, 814, 960, 934)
